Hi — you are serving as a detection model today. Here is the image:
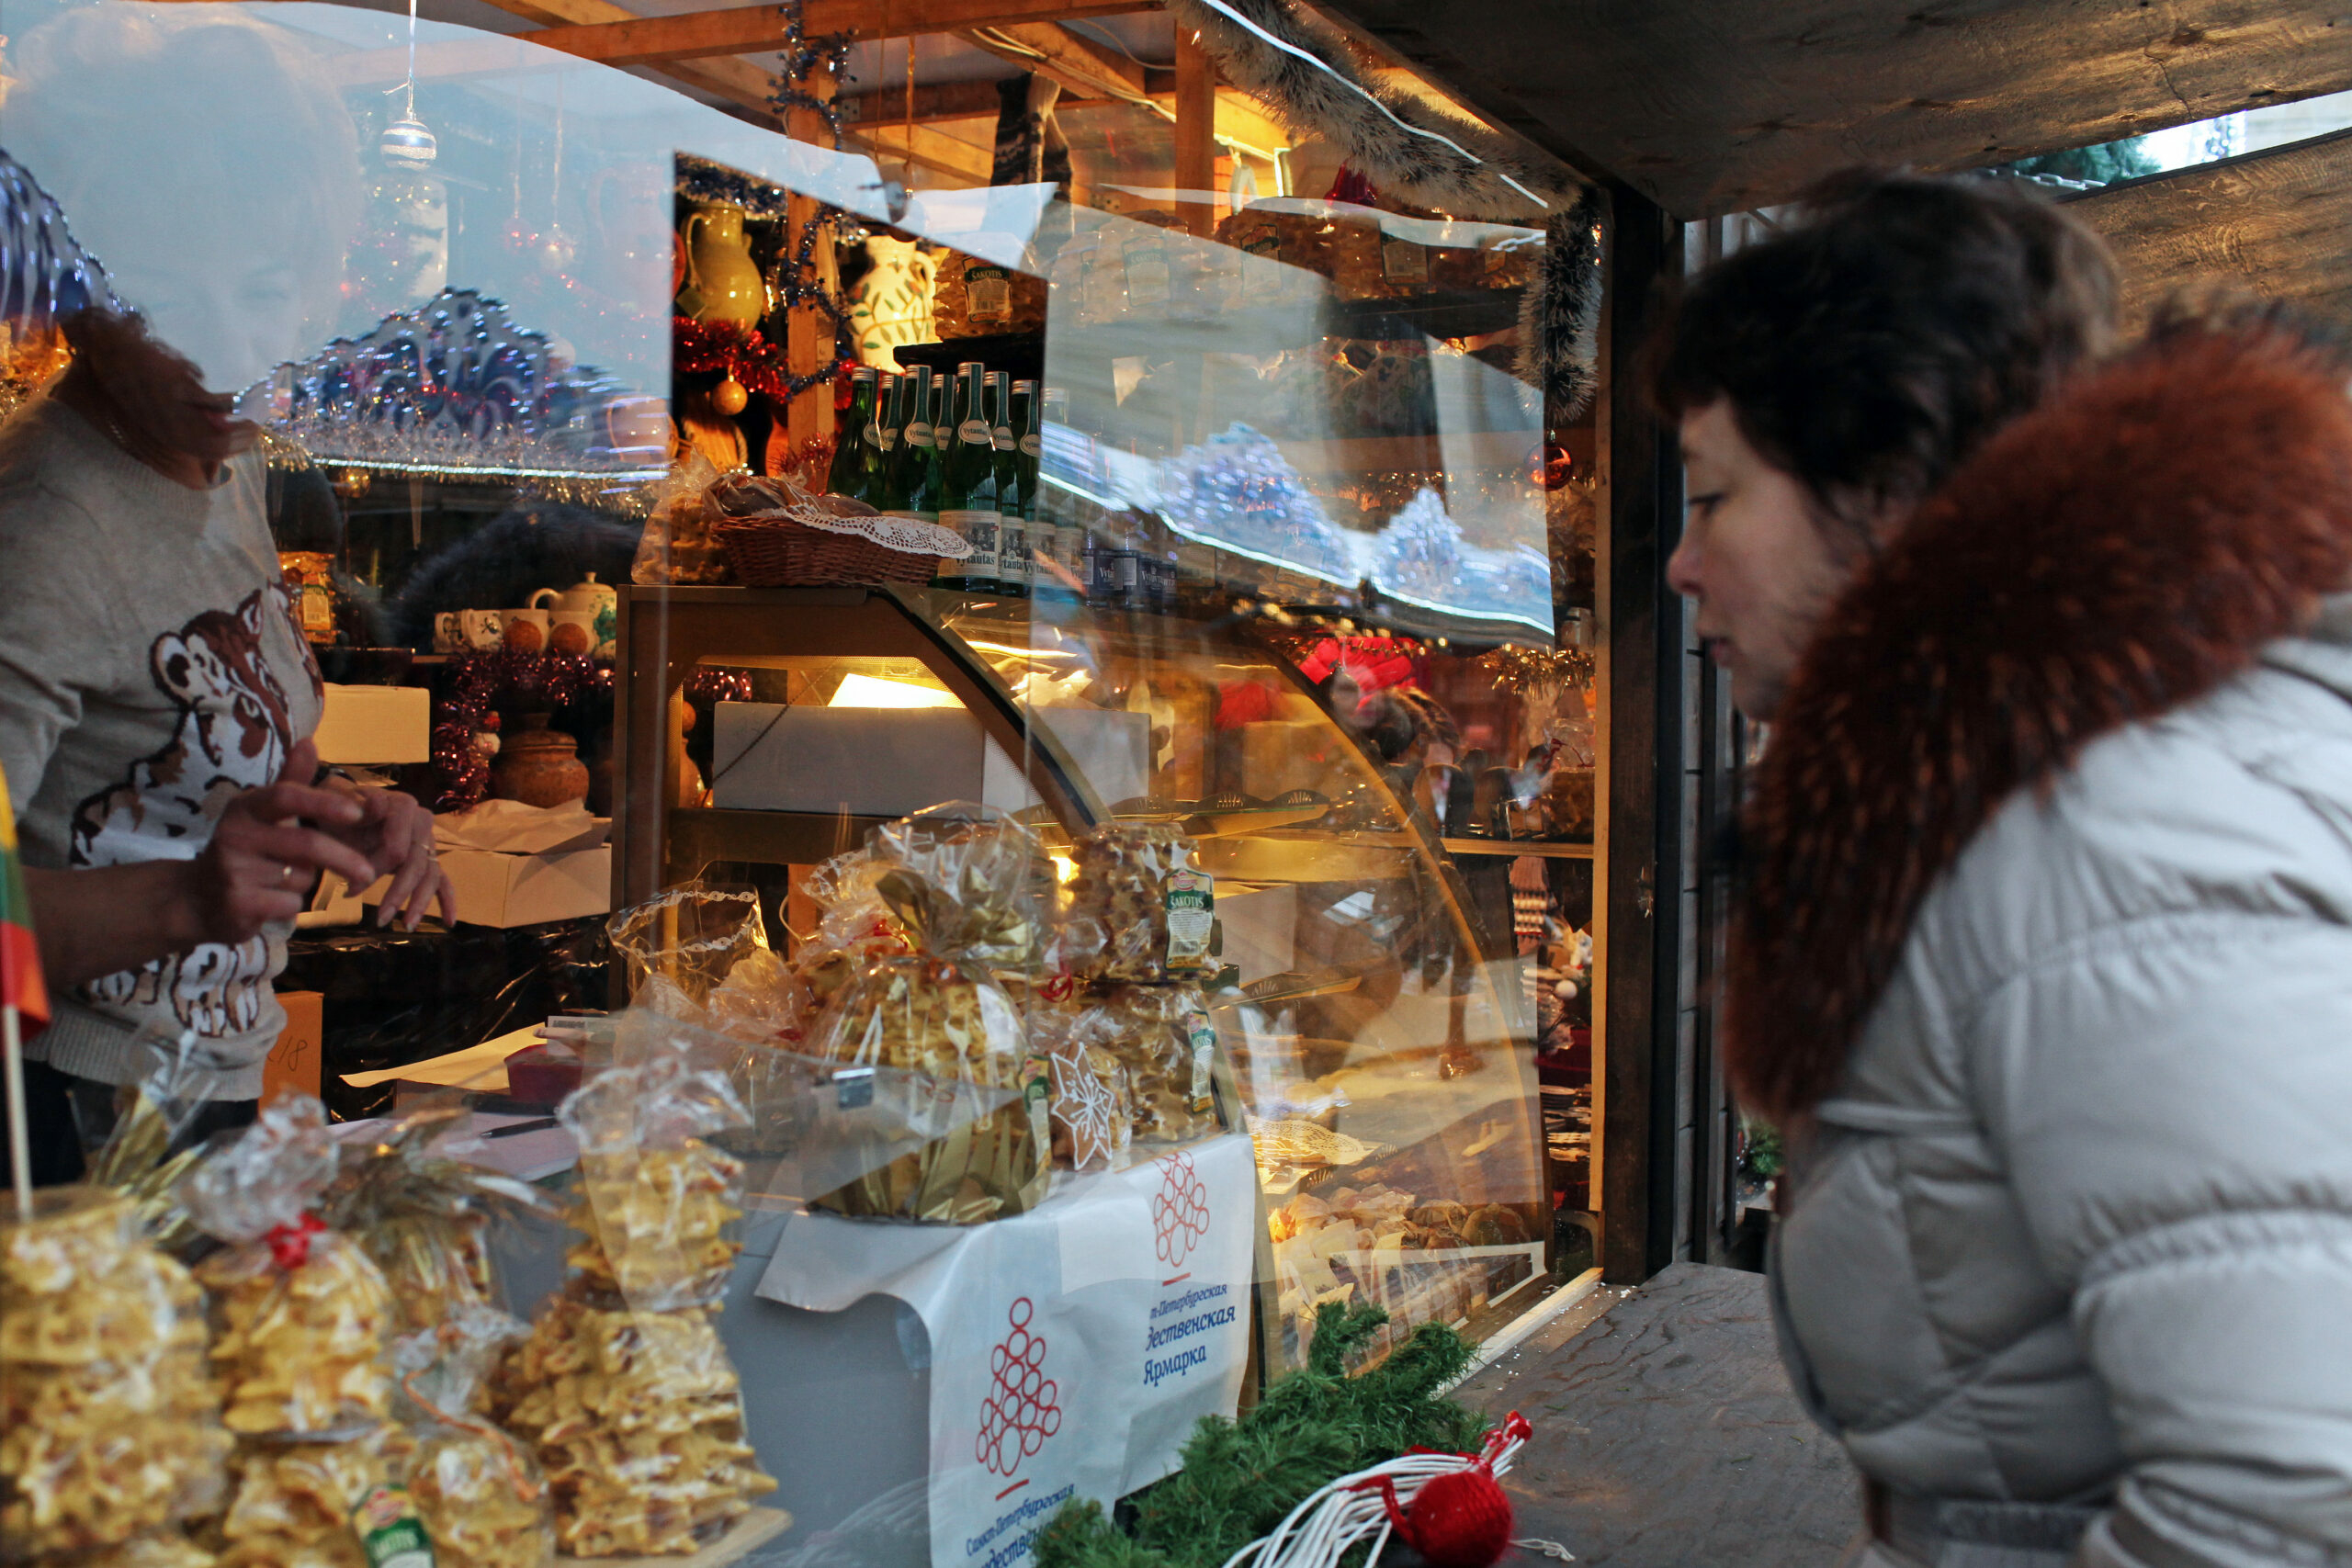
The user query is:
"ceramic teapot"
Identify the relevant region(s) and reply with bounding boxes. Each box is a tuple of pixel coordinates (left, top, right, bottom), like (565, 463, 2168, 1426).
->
(529, 572, 618, 657)
(675, 201, 765, 328)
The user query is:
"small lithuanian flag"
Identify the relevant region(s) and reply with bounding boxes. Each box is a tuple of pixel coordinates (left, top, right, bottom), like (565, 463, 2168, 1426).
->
(0, 771, 49, 1035)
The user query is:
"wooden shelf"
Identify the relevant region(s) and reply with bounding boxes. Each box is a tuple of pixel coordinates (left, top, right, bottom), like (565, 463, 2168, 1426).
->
(1442, 837, 1594, 860)
(666, 807, 890, 869)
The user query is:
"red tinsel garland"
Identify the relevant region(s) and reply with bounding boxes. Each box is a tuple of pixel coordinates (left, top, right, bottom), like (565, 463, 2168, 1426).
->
(424, 648, 610, 813)
(674, 316, 799, 401)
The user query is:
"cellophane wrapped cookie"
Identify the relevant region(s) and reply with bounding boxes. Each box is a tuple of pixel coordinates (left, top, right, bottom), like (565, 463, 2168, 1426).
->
(326, 1108, 550, 1342)
(802, 807, 1052, 1223)
(0, 1187, 230, 1561)
(495, 1049, 775, 1556)
(1089, 984, 1225, 1146)
(493, 1297, 770, 1558)
(207, 1420, 418, 1568)
(1029, 1005, 1134, 1176)
(186, 1100, 392, 1440)
(1067, 824, 1215, 984)
(396, 1310, 552, 1568)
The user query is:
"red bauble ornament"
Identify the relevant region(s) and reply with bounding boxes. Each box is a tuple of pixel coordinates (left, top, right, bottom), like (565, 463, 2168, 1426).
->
(1391, 1465, 1515, 1568)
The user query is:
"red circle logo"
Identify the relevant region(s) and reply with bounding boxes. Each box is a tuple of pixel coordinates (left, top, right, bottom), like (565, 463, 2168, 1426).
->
(977, 1297, 1063, 1476)
(1151, 1150, 1211, 1269)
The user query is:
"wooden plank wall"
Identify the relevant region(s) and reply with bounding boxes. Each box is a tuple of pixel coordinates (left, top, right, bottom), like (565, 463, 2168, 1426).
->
(1313, 0, 2352, 219)
(2070, 128, 2352, 333)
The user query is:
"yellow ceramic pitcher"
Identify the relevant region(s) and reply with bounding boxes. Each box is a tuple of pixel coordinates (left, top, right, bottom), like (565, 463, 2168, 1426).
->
(674, 201, 764, 327)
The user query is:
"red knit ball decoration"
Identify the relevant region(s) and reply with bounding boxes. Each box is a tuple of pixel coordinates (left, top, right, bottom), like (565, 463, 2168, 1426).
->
(1397, 1467, 1514, 1568)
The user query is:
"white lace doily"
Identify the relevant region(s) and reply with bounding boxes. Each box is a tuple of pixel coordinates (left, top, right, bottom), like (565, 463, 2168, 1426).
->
(776, 495, 971, 558)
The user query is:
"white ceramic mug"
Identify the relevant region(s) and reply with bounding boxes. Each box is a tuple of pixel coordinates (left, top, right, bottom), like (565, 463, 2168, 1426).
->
(460, 609, 504, 649)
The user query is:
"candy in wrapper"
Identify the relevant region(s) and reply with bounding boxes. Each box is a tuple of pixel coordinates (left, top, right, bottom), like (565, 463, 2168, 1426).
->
(1090, 984, 1225, 1146)
(395, 1311, 552, 1568)
(1068, 824, 1215, 984)
(0, 1188, 231, 1560)
(186, 1099, 394, 1439)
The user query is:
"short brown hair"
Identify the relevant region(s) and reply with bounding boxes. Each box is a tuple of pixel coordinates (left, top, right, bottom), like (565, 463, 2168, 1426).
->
(1655, 170, 2120, 527)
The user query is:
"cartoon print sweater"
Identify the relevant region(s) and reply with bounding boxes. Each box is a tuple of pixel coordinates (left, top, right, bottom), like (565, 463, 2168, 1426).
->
(0, 396, 322, 1099)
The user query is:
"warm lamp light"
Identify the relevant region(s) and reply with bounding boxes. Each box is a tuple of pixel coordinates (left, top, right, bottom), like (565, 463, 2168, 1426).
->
(828, 672, 963, 709)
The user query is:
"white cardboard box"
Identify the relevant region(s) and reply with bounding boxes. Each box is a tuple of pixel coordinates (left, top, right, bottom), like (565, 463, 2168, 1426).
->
(316, 683, 430, 765)
(363, 846, 611, 929)
(710, 702, 1149, 817)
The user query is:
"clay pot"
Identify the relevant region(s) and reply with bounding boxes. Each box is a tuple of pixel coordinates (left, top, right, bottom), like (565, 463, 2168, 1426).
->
(491, 713, 589, 807)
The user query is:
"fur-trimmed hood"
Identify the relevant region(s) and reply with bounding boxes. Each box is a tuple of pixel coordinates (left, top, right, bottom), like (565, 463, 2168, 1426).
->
(1726, 326, 2352, 1122)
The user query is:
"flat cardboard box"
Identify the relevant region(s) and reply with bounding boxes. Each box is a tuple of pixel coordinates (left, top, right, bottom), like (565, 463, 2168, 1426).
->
(710, 702, 1149, 817)
(315, 683, 429, 765)
(266, 990, 323, 1104)
(363, 846, 611, 929)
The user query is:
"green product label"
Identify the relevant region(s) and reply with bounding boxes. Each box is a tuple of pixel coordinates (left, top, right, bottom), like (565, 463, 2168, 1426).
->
(939, 509, 1001, 576)
(351, 1486, 435, 1568)
(1165, 867, 1214, 976)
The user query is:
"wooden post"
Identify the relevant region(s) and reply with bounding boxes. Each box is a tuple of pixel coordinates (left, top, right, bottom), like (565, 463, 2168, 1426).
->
(1594, 184, 1685, 1285)
(1173, 28, 1216, 236)
(780, 64, 841, 477)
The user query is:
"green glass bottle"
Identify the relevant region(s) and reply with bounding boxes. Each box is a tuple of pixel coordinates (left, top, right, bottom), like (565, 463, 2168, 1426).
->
(1003, 378, 1041, 595)
(988, 372, 1031, 597)
(885, 366, 937, 525)
(938, 361, 1001, 591)
(828, 367, 877, 501)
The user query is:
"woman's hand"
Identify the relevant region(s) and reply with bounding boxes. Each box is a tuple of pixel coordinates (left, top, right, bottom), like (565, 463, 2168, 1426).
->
(189, 739, 379, 946)
(322, 778, 457, 931)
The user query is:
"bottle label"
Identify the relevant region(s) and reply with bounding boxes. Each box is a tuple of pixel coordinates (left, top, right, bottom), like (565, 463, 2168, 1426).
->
(940, 510, 1000, 576)
(903, 421, 933, 449)
(999, 521, 1032, 585)
(864, 422, 883, 449)
(992, 425, 1014, 451)
(878, 427, 898, 453)
(1019, 434, 1043, 459)
(958, 419, 992, 446)
(968, 264, 1012, 321)
(351, 1486, 435, 1568)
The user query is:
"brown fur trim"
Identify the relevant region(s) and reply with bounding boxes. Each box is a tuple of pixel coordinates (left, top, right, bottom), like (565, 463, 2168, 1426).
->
(1727, 328, 2352, 1122)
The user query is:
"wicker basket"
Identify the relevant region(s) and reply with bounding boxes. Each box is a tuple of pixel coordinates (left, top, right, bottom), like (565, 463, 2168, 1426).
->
(711, 512, 939, 588)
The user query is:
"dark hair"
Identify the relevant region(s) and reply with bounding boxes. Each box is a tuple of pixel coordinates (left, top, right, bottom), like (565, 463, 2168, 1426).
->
(1654, 170, 2120, 528)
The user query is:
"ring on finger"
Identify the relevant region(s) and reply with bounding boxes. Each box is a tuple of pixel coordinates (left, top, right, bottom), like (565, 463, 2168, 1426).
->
(278, 863, 296, 886)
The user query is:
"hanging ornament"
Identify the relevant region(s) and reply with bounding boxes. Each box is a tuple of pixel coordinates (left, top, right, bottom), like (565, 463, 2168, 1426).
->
(711, 375, 749, 416)
(379, 0, 436, 170)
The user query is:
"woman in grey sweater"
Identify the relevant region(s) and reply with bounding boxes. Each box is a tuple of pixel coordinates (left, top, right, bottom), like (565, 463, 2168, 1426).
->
(1663, 171, 2352, 1566)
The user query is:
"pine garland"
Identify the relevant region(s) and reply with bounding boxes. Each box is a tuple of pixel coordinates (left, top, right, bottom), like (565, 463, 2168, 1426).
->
(1035, 1303, 1489, 1568)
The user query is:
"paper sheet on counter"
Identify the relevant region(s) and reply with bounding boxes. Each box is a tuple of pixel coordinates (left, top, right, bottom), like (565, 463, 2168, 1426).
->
(435, 798, 610, 855)
(338, 1023, 542, 1091)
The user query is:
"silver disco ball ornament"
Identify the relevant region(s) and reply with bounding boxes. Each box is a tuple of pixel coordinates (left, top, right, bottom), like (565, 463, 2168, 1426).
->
(380, 113, 438, 171)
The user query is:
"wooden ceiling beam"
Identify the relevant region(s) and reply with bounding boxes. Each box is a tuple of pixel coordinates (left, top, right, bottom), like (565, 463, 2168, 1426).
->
(2069, 126, 2352, 333)
(1314, 0, 2352, 219)
(956, 20, 1148, 105)
(526, 0, 1155, 67)
(840, 78, 1007, 130)
(469, 0, 786, 126)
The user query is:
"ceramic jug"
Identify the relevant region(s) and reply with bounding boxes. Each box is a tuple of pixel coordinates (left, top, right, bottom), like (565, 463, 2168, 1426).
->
(530, 572, 619, 657)
(491, 713, 590, 807)
(675, 201, 764, 328)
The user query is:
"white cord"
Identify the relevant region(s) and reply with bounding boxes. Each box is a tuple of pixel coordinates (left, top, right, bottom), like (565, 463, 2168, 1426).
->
(1182, 0, 1549, 210)
(1219, 1427, 1532, 1568)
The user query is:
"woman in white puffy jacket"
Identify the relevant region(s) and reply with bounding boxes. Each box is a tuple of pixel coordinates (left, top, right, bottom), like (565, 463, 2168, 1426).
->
(1660, 170, 2352, 1568)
